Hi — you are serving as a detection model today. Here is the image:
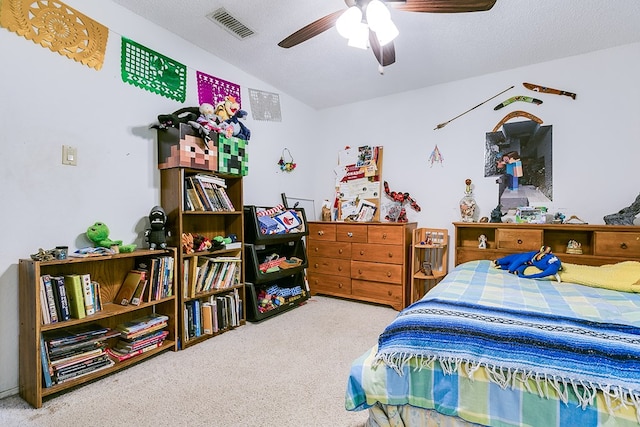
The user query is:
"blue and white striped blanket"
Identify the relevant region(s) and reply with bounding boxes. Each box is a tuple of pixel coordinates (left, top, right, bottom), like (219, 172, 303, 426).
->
(373, 260, 640, 417)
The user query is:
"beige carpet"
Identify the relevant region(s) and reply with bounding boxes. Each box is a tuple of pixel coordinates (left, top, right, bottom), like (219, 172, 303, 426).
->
(0, 296, 398, 427)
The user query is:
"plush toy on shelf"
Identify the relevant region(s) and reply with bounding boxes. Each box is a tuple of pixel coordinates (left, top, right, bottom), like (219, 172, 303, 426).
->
(86, 222, 136, 253)
(215, 95, 251, 141)
(494, 246, 562, 282)
(188, 103, 230, 147)
(151, 106, 200, 129)
(145, 206, 169, 250)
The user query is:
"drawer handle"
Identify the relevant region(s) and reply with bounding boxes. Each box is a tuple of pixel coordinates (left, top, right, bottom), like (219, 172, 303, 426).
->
(338, 266, 343, 271)
(360, 250, 365, 255)
(338, 283, 343, 289)
(314, 263, 319, 268)
(347, 232, 353, 238)
(388, 290, 392, 296)
(621, 242, 628, 249)
(358, 269, 363, 274)
(318, 230, 324, 236)
(314, 247, 319, 252)
(338, 248, 343, 254)
(386, 271, 392, 277)
(382, 233, 387, 239)
(517, 239, 523, 244)
(387, 252, 393, 258)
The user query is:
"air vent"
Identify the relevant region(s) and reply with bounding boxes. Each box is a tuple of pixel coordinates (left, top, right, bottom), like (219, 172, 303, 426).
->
(206, 8, 255, 40)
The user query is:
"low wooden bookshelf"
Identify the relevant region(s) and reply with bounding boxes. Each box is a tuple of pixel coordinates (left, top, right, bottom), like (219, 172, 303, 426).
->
(19, 249, 178, 408)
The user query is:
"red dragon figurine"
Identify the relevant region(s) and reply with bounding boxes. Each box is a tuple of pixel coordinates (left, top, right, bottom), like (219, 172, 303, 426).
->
(383, 181, 421, 222)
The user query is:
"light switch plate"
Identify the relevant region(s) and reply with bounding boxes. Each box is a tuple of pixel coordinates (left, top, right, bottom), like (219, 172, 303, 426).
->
(62, 145, 77, 166)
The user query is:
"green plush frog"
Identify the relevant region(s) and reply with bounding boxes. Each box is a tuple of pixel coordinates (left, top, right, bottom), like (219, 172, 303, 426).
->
(86, 222, 136, 253)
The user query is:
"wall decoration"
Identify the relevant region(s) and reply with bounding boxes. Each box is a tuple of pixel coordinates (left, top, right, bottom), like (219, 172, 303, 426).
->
(428, 145, 444, 167)
(0, 0, 108, 70)
(493, 96, 543, 111)
(277, 148, 296, 172)
(248, 88, 282, 122)
(335, 146, 383, 221)
(523, 82, 577, 100)
(121, 37, 186, 102)
(433, 86, 513, 130)
(196, 71, 241, 108)
(218, 135, 248, 176)
(485, 120, 553, 214)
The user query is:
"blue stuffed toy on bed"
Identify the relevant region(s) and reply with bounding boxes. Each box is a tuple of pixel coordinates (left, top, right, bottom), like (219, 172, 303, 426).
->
(494, 246, 562, 282)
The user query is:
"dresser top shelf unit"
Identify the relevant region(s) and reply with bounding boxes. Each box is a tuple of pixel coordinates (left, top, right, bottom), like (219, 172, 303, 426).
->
(454, 222, 640, 266)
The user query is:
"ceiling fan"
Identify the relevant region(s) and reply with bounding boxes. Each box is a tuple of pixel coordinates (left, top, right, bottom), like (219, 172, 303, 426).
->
(278, 0, 497, 68)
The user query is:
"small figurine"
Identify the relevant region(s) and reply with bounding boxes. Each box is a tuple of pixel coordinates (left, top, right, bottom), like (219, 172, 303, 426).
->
(145, 206, 169, 250)
(490, 204, 507, 223)
(566, 239, 583, 254)
(478, 234, 487, 249)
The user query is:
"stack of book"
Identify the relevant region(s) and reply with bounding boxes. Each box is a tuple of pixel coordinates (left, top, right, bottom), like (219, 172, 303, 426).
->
(40, 274, 103, 324)
(107, 313, 170, 361)
(41, 324, 118, 387)
(183, 289, 242, 341)
(184, 173, 235, 212)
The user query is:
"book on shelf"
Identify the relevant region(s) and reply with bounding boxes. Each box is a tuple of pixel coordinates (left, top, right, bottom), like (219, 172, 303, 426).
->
(115, 270, 145, 306)
(216, 186, 235, 211)
(194, 173, 227, 188)
(50, 276, 71, 321)
(130, 279, 148, 306)
(106, 341, 163, 362)
(116, 329, 168, 352)
(191, 175, 213, 211)
(63, 274, 86, 319)
(80, 273, 96, 315)
(43, 323, 116, 348)
(39, 277, 51, 325)
(201, 302, 214, 335)
(40, 334, 53, 388)
(196, 177, 222, 211)
(91, 281, 103, 312)
(185, 176, 204, 211)
(55, 356, 114, 384)
(115, 313, 169, 338)
(224, 241, 242, 250)
(41, 275, 59, 324)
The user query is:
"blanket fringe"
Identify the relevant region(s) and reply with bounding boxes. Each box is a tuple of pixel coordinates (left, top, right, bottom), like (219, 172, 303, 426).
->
(375, 353, 640, 421)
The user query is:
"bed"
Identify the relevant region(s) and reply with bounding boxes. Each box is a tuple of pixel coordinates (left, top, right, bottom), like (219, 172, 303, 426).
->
(346, 257, 640, 427)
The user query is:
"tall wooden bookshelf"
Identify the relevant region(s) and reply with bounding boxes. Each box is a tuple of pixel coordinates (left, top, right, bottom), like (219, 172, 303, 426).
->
(19, 249, 178, 408)
(159, 167, 245, 349)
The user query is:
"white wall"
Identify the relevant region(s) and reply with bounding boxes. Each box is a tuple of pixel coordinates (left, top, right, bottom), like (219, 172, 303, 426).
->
(314, 42, 640, 233)
(0, 0, 320, 397)
(1, 0, 638, 399)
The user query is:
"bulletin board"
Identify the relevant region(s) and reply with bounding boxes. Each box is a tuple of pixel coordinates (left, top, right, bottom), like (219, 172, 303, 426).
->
(334, 146, 383, 222)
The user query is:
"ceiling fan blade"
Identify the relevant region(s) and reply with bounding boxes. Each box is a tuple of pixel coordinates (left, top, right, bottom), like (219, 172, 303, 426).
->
(389, 0, 497, 13)
(278, 9, 346, 48)
(369, 30, 396, 67)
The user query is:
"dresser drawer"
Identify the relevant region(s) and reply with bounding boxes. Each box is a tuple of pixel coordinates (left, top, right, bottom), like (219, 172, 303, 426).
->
(308, 241, 351, 259)
(307, 256, 351, 277)
(308, 223, 336, 241)
(352, 280, 403, 305)
(594, 231, 640, 258)
(495, 229, 543, 251)
(307, 272, 351, 295)
(351, 243, 404, 265)
(367, 225, 404, 245)
(351, 260, 403, 284)
(335, 224, 368, 243)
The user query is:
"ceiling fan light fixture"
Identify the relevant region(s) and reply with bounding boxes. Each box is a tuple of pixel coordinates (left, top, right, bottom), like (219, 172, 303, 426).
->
(347, 22, 369, 49)
(374, 20, 399, 46)
(366, 0, 391, 31)
(336, 6, 362, 39)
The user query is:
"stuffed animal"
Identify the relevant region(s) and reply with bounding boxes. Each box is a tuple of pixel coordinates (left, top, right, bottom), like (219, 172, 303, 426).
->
(145, 206, 169, 250)
(494, 246, 562, 281)
(182, 232, 194, 254)
(187, 103, 231, 148)
(86, 222, 136, 253)
(151, 106, 200, 129)
(383, 181, 421, 222)
(214, 95, 251, 141)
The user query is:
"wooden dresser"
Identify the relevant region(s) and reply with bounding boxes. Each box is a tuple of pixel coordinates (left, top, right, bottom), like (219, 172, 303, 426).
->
(306, 221, 416, 311)
(454, 222, 640, 266)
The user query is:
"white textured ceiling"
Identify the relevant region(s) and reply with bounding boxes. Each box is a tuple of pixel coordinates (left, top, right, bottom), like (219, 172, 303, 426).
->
(111, 0, 640, 110)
